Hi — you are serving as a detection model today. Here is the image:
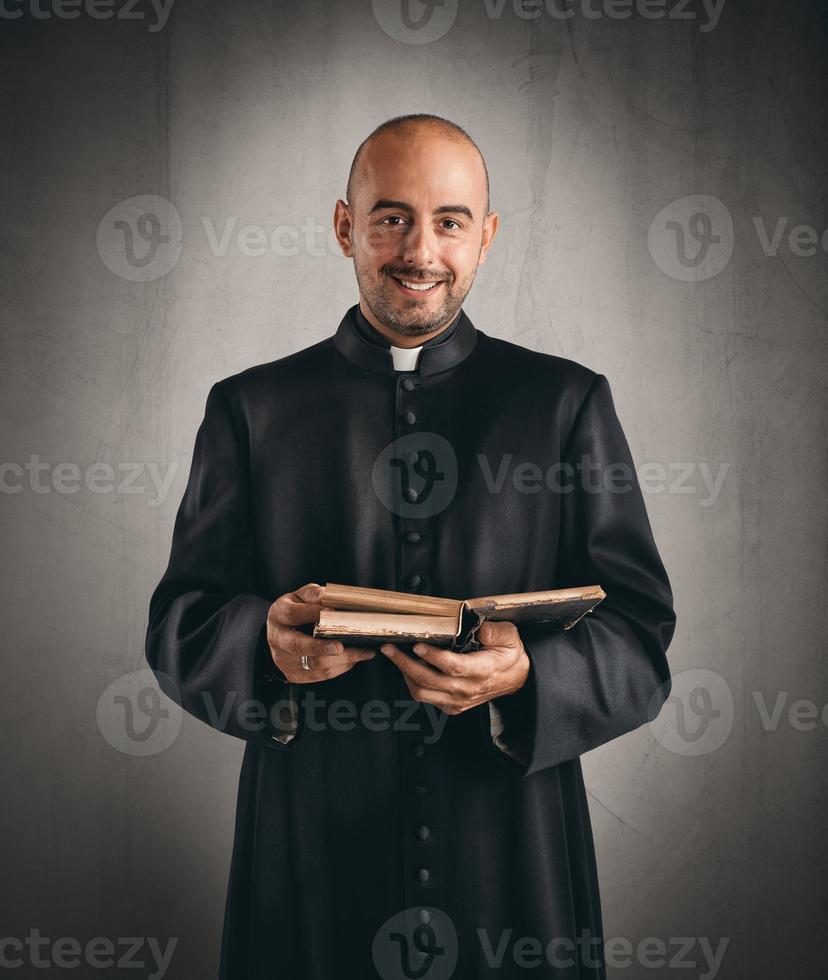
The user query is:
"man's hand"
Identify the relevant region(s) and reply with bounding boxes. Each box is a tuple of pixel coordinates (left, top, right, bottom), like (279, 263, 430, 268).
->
(379, 620, 530, 715)
(266, 583, 375, 683)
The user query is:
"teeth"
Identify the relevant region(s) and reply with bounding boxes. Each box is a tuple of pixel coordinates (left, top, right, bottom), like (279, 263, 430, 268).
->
(399, 279, 439, 291)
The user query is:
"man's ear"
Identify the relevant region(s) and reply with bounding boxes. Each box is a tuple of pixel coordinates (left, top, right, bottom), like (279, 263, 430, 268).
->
(333, 200, 354, 258)
(477, 211, 499, 265)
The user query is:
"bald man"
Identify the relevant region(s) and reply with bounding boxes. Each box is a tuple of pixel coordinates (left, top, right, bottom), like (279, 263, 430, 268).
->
(147, 114, 675, 980)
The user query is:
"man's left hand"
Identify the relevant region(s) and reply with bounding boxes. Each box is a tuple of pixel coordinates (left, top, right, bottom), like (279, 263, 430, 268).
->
(380, 621, 530, 715)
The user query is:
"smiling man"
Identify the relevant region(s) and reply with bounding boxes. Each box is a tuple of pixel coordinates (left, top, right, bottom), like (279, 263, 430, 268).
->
(146, 114, 675, 980)
(340, 117, 496, 343)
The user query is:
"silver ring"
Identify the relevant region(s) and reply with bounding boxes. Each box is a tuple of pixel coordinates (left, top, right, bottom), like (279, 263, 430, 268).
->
(300, 655, 311, 672)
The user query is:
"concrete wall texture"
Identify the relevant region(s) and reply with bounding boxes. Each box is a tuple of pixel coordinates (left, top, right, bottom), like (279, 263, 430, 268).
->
(1, 0, 826, 977)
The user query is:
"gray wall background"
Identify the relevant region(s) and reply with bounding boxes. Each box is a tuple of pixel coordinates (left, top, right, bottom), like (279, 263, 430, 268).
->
(1, 0, 826, 977)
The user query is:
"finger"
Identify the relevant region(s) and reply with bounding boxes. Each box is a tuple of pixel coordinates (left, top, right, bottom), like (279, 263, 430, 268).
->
(274, 647, 377, 674)
(400, 676, 473, 716)
(277, 629, 356, 660)
(286, 647, 376, 670)
(285, 662, 356, 684)
(270, 583, 325, 627)
(286, 647, 376, 684)
(476, 620, 521, 650)
(380, 644, 470, 695)
(410, 642, 494, 679)
(343, 644, 377, 662)
(288, 629, 341, 658)
(271, 602, 323, 628)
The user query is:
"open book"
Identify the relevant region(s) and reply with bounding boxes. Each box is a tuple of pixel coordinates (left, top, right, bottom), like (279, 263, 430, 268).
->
(313, 583, 605, 653)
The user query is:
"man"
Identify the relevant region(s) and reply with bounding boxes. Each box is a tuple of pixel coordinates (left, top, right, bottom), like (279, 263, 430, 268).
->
(146, 114, 675, 980)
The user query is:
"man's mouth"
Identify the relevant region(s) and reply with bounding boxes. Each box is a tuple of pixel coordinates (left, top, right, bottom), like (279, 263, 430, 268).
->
(390, 275, 446, 294)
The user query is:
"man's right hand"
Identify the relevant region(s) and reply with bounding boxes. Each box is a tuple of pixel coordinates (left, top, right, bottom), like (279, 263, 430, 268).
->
(266, 582, 376, 683)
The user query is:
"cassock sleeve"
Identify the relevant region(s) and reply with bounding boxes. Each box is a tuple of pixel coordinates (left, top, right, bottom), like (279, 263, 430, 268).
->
(145, 381, 302, 749)
(490, 372, 675, 775)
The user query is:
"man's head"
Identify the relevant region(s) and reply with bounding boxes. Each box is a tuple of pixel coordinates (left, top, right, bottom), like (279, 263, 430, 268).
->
(334, 114, 498, 344)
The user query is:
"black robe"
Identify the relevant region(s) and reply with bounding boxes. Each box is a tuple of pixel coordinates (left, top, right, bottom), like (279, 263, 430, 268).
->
(146, 305, 675, 980)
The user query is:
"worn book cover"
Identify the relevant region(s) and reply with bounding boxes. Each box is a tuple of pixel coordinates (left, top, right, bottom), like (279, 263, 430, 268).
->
(313, 582, 606, 652)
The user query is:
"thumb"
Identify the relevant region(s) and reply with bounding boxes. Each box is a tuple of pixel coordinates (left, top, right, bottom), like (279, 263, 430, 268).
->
(477, 620, 520, 649)
(296, 582, 324, 603)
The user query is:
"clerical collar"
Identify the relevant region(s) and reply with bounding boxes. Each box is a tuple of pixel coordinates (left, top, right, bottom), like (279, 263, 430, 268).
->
(352, 305, 463, 363)
(334, 304, 477, 378)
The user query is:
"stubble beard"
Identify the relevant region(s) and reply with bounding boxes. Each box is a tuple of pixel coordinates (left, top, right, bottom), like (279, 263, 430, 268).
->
(355, 263, 477, 337)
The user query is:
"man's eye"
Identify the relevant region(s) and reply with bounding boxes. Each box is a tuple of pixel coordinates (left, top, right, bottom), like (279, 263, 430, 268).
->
(380, 216, 406, 226)
(442, 219, 461, 231)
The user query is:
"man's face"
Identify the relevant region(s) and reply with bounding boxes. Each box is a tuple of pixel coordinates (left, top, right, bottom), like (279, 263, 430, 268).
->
(335, 128, 498, 339)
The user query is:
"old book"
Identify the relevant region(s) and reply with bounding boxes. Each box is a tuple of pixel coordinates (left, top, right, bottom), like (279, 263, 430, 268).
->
(313, 582, 606, 652)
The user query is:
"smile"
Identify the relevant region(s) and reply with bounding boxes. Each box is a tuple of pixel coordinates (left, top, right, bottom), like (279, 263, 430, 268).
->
(391, 276, 445, 294)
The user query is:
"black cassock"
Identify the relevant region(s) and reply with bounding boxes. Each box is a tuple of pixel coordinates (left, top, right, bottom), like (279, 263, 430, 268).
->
(146, 305, 675, 980)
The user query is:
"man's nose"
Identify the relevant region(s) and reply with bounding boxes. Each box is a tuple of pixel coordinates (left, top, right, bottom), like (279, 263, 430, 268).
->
(401, 224, 436, 267)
